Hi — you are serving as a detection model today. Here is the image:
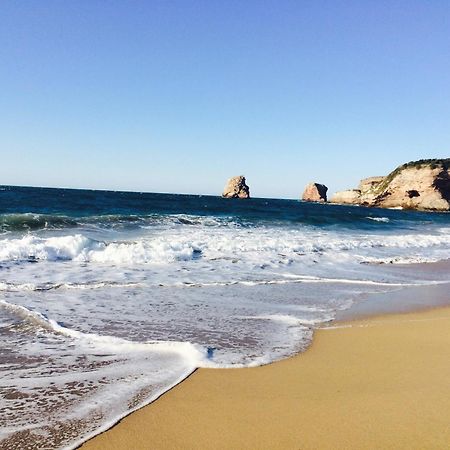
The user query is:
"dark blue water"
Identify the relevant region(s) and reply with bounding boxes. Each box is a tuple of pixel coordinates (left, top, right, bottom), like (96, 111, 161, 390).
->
(1, 185, 448, 234)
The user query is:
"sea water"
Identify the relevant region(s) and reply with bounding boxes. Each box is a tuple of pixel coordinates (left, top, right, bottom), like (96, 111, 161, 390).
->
(0, 186, 449, 449)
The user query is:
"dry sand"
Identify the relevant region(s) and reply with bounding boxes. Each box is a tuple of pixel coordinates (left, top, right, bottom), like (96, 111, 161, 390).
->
(82, 307, 450, 449)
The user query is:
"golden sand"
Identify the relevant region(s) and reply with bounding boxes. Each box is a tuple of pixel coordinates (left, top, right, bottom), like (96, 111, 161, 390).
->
(82, 307, 450, 449)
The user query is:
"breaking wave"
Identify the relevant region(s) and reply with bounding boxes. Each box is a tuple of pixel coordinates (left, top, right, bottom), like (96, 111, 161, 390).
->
(0, 234, 201, 263)
(0, 228, 449, 265)
(367, 216, 390, 223)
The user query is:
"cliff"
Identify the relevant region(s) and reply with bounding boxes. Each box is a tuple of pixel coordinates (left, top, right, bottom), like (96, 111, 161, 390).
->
(330, 159, 450, 211)
(330, 189, 362, 205)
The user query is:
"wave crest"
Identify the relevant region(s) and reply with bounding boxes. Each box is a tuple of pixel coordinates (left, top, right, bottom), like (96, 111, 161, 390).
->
(0, 234, 201, 263)
(0, 228, 449, 266)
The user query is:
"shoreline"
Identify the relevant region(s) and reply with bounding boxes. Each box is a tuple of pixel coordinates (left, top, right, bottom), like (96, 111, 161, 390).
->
(336, 278, 450, 321)
(81, 301, 450, 449)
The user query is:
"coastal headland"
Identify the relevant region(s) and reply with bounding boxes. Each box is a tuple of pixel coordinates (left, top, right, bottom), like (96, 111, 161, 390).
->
(302, 158, 450, 211)
(329, 158, 450, 211)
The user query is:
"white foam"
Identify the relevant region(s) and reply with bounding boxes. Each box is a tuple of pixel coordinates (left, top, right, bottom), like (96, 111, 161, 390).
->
(0, 234, 201, 264)
(0, 299, 206, 449)
(0, 281, 143, 292)
(0, 299, 206, 363)
(242, 314, 332, 326)
(1, 215, 449, 448)
(0, 234, 101, 261)
(1, 227, 449, 270)
(362, 255, 443, 265)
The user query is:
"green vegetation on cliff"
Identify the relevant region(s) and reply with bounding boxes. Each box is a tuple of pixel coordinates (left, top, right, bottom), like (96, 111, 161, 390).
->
(374, 158, 450, 195)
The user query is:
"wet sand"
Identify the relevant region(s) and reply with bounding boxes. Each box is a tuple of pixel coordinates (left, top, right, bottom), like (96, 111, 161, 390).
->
(82, 305, 450, 449)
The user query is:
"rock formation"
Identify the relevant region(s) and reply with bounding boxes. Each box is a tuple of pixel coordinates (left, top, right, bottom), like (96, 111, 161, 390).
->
(373, 160, 450, 210)
(330, 159, 450, 211)
(222, 176, 250, 199)
(330, 189, 362, 205)
(358, 176, 385, 192)
(302, 183, 328, 202)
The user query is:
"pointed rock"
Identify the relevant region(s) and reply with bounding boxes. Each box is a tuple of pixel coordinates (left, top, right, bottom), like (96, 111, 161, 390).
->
(222, 176, 250, 199)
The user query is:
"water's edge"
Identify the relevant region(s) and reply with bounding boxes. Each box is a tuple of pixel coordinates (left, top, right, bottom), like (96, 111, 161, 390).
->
(2, 187, 449, 449)
(75, 266, 450, 449)
(73, 368, 198, 450)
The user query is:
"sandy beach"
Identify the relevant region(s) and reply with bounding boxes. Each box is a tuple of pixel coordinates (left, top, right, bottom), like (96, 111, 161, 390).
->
(82, 305, 450, 450)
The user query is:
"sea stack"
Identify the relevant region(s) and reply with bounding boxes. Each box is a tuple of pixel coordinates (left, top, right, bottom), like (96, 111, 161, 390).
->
(330, 158, 450, 211)
(302, 183, 328, 202)
(222, 175, 250, 199)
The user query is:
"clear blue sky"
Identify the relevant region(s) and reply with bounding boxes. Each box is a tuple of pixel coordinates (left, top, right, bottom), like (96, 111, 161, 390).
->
(0, 1, 449, 198)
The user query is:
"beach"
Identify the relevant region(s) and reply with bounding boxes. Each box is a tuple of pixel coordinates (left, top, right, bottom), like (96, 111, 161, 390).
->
(2, 1, 450, 448)
(1, 188, 449, 449)
(82, 305, 450, 450)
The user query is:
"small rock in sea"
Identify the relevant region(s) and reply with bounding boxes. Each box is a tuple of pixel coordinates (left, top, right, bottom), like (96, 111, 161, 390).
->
(222, 176, 250, 198)
(302, 182, 328, 202)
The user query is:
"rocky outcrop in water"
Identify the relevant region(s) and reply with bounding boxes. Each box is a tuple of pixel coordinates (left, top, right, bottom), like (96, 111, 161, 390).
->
(222, 176, 250, 199)
(330, 159, 450, 211)
(302, 183, 328, 202)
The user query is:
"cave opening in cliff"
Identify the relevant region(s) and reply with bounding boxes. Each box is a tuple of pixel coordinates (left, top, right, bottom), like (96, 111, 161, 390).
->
(407, 190, 420, 198)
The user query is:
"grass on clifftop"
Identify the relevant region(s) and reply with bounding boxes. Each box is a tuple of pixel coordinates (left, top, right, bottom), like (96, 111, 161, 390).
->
(373, 158, 450, 194)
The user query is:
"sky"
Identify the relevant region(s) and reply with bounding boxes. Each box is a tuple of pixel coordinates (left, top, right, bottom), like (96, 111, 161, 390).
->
(0, 1, 449, 198)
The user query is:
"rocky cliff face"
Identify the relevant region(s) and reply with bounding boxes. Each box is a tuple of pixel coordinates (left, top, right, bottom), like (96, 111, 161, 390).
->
(330, 189, 362, 205)
(373, 161, 450, 210)
(222, 176, 250, 199)
(358, 176, 385, 192)
(302, 183, 328, 202)
(330, 159, 450, 211)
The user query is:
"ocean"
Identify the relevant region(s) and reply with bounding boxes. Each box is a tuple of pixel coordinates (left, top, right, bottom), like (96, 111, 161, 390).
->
(1, 185, 449, 449)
